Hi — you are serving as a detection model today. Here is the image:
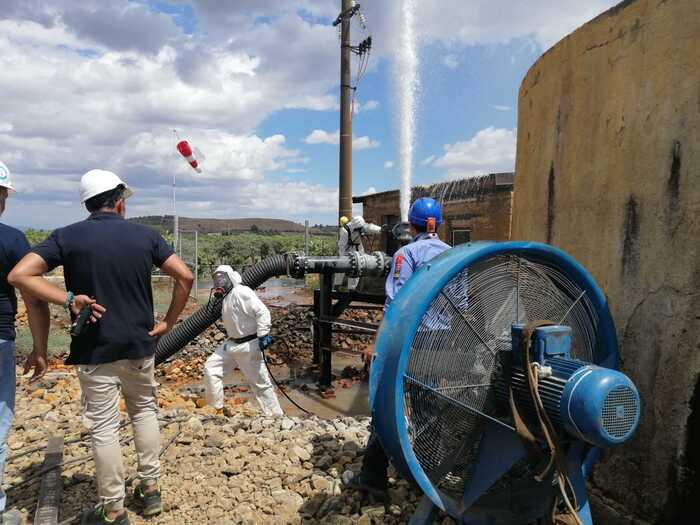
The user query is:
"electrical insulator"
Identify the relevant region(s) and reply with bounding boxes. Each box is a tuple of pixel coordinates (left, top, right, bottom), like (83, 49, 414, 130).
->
(359, 12, 368, 30)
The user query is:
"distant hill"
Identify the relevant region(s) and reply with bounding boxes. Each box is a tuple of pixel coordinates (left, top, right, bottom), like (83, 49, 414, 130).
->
(130, 215, 333, 234)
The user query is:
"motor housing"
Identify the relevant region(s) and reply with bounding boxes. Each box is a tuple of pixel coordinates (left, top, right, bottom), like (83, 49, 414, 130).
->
(507, 325, 640, 448)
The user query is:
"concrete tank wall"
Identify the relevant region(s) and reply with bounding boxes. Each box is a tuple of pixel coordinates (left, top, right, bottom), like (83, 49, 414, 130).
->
(511, 0, 700, 523)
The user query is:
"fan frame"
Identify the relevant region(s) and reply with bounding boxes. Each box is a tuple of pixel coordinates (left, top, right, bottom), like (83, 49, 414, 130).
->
(370, 241, 618, 520)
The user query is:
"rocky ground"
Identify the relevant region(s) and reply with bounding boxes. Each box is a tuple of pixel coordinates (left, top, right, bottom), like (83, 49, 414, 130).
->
(3, 366, 462, 525)
(9, 300, 463, 524)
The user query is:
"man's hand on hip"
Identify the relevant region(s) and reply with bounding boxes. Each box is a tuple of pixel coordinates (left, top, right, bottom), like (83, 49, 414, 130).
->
(149, 320, 173, 337)
(23, 349, 48, 383)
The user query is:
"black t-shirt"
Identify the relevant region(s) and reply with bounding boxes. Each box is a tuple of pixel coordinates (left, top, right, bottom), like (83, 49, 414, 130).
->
(0, 223, 31, 341)
(33, 212, 174, 365)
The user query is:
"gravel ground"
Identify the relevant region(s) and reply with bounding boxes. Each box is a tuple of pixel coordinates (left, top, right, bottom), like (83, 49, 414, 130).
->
(3, 367, 462, 525)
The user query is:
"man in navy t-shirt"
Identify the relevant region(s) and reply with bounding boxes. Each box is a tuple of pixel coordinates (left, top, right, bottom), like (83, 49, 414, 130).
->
(0, 161, 50, 525)
(10, 169, 193, 525)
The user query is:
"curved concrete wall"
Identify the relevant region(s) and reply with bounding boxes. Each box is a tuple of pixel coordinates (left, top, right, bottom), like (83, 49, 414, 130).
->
(512, 0, 699, 523)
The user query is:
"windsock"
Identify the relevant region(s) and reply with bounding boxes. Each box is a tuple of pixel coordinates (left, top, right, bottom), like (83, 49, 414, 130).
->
(176, 140, 202, 173)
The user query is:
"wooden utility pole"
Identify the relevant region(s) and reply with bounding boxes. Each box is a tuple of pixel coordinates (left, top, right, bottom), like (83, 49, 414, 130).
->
(338, 0, 353, 221)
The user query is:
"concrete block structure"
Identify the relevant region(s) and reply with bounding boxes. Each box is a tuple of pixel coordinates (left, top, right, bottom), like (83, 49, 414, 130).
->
(511, 0, 699, 523)
(353, 172, 514, 255)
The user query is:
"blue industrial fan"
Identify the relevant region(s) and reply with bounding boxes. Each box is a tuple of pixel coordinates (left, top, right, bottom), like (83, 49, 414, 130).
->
(370, 242, 640, 525)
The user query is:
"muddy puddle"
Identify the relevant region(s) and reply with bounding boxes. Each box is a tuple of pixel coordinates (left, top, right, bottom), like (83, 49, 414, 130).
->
(177, 351, 370, 419)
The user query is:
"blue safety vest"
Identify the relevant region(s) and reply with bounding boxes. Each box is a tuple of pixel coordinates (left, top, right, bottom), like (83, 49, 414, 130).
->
(384, 232, 450, 309)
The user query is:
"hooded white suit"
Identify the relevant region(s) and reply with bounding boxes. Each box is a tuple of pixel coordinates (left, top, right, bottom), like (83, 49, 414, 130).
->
(203, 265, 283, 416)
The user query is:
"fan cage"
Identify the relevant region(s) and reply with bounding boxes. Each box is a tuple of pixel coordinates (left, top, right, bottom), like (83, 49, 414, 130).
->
(402, 252, 601, 500)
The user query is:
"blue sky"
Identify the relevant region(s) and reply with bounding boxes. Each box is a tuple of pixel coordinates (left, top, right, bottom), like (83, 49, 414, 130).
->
(0, 0, 619, 228)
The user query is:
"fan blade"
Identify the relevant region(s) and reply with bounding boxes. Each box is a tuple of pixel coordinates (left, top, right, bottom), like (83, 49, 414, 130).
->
(461, 420, 528, 509)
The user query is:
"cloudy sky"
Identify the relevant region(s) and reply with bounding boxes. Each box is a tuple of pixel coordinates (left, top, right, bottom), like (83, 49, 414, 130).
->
(0, 0, 620, 229)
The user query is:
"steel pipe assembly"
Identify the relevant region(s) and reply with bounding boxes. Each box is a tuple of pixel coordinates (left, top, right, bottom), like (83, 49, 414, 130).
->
(154, 251, 391, 366)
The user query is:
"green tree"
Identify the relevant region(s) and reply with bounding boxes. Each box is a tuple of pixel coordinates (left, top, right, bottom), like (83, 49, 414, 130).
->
(25, 228, 51, 246)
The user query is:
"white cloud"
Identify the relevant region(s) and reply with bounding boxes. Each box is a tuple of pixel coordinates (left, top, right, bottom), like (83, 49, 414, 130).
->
(0, 5, 346, 227)
(361, 100, 380, 111)
(304, 129, 337, 145)
(352, 136, 381, 150)
(491, 104, 513, 112)
(304, 129, 380, 150)
(384, 160, 394, 169)
(434, 127, 516, 179)
(421, 155, 436, 166)
(359, 1, 620, 55)
(443, 54, 459, 69)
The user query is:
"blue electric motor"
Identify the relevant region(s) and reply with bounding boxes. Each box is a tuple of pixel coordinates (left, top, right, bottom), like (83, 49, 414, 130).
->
(370, 242, 641, 525)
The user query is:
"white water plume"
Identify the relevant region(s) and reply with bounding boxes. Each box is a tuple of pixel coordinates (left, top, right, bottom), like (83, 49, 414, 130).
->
(395, 0, 419, 222)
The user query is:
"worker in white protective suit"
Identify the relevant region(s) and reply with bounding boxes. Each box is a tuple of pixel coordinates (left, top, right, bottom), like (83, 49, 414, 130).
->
(203, 265, 283, 416)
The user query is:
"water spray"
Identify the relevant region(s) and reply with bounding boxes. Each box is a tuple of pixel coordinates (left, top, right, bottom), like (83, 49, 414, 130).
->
(396, 0, 419, 222)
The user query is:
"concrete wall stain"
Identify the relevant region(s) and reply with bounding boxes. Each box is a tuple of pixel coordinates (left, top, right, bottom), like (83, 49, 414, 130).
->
(621, 196, 640, 276)
(666, 140, 682, 233)
(546, 163, 555, 244)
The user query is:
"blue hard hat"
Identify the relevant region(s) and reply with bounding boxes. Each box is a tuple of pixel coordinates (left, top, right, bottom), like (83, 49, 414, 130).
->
(408, 197, 442, 227)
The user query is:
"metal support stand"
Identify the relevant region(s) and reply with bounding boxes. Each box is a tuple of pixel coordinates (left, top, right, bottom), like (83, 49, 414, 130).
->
(312, 288, 321, 365)
(409, 495, 438, 525)
(318, 273, 334, 389)
(312, 278, 386, 388)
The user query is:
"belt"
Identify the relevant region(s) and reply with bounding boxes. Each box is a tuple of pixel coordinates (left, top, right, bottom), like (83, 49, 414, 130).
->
(230, 334, 257, 344)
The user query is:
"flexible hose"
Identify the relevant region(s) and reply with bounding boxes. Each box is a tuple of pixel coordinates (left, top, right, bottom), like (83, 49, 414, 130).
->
(241, 254, 289, 290)
(261, 350, 313, 416)
(154, 254, 290, 366)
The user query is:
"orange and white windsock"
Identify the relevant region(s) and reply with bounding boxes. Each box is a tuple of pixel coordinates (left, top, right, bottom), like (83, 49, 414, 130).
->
(176, 140, 202, 173)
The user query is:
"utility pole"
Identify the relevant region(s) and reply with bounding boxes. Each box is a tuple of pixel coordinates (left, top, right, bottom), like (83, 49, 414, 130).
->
(172, 172, 179, 253)
(194, 230, 198, 302)
(337, 0, 354, 222)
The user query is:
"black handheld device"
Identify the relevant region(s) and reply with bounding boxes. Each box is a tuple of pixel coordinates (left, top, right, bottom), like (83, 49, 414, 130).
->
(70, 305, 92, 337)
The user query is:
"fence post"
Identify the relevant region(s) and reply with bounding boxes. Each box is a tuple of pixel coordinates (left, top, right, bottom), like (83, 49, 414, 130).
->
(194, 230, 199, 303)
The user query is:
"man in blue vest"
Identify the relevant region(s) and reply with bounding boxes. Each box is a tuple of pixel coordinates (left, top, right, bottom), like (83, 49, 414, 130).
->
(349, 197, 450, 499)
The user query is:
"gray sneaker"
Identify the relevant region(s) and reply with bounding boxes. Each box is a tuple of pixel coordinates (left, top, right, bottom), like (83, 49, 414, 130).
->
(134, 485, 162, 517)
(0, 509, 22, 525)
(80, 504, 130, 525)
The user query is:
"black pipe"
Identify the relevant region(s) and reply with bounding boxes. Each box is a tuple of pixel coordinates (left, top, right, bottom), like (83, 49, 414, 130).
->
(154, 252, 389, 366)
(154, 255, 289, 366)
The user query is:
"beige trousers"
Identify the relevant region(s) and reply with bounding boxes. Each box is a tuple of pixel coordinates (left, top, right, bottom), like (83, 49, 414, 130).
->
(77, 356, 161, 512)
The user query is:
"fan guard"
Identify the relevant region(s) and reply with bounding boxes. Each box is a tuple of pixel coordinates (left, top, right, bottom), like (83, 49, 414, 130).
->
(370, 242, 618, 522)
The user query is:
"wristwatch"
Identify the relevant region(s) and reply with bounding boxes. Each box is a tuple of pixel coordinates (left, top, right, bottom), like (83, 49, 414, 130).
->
(63, 291, 75, 312)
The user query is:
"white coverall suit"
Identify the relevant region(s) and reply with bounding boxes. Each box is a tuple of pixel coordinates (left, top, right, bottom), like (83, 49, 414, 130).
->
(203, 265, 283, 416)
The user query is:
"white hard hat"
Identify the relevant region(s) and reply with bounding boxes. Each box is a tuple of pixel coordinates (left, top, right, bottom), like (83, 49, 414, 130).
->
(0, 161, 15, 192)
(79, 169, 133, 203)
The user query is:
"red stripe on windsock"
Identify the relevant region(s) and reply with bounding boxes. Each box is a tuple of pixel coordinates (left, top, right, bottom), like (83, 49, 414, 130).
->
(177, 140, 193, 158)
